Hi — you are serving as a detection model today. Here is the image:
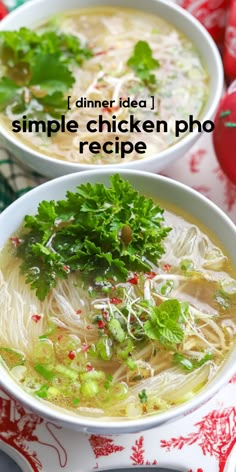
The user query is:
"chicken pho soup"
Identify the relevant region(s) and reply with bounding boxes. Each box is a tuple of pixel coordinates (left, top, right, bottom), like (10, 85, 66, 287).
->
(0, 7, 209, 164)
(0, 175, 235, 420)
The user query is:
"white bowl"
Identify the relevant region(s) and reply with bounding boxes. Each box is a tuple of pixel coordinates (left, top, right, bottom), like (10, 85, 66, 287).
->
(0, 0, 223, 178)
(0, 169, 235, 434)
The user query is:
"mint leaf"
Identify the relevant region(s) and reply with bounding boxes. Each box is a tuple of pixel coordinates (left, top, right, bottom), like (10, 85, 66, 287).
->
(144, 299, 184, 346)
(159, 299, 181, 321)
(160, 321, 184, 344)
(143, 320, 160, 340)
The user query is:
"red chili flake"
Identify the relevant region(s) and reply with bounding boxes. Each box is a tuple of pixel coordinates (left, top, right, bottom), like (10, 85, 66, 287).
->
(82, 343, 90, 353)
(163, 264, 171, 272)
(86, 363, 93, 372)
(94, 83, 104, 90)
(94, 47, 114, 56)
(68, 351, 75, 360)
(110, 297, 122, 305)
(146, 271, 157, 279)
(86, 325, 92, 330)
(58, 335, 63, 341)
(63, 265, 70, 273)
(9, 237, 21, 247)
(76, 309, 82, 314)
(102, 105, 120, 113)
(130, 316, 135, 324)
(97, 320, 106, 329)
(128, 273, 138, 285)
(31, 314, 41, 323)
(102, 309, 108, 320)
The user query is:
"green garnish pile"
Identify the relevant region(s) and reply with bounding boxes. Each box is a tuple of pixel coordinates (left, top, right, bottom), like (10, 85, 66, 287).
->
(0, 27, 92, 116)
(17, 174, 171, 300)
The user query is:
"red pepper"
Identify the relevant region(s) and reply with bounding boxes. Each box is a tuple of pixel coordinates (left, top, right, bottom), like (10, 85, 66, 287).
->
(76, 309, 82, 314)
(68, 351, 75, 360)
(146, 271, 157, 279)
(31, 314, 41, 323)
(63, 265, 70, 273)
(0, 2, 8, 20)
(109, 297, 122, 305)
(94, 47, 114, 56)
(163, 264, 171, 272)
(102, 309, 108, 320)
(102, 105, 120, 113)
(86, 363, 93, 372)
(9, 237, 21, 247)
(86, 325, 92, 330)
(82, 343, 90, 353)
(128, 273, 138, 285)
(97, 320, 106, 329)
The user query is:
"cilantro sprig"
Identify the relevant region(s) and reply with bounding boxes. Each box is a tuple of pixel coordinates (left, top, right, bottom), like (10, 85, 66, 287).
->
(0, 27, 92, 117)
(127, 40, 160, 90)
(17, 174, 171, 301)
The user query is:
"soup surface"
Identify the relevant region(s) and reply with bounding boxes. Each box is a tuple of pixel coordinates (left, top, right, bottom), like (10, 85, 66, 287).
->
(0, 7, 209, 164)
(0, 176, 235, 420)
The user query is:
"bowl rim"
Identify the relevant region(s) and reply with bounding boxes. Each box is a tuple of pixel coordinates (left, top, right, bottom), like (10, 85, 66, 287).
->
(0, 0, 224, 172)
(0, 169, 235, 433)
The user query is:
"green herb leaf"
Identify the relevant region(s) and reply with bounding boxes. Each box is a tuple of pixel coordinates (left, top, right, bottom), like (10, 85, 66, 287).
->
(17, 175, 171, 300)
(127, 40, 160, 90)
(144, 299, 184, 346)
(30, 54, 74, 93)
(138, 389, 148, 404)
(173, 352, 212, 371)
(0, 27, 92, 117)
(214, 290, 231, 310)
(0, 77, 20, 110)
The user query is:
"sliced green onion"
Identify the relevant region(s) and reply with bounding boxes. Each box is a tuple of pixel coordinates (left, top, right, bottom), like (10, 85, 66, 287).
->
(80, 380, 99, 398)
(34, 339, 55, 366)
(111, 382, 128, 400)
(80, 370, 105, 382)
(97, 335, 113, 360)
(35, 384, 49, 398)
(34, 363, 55, 381)
(108, 318, 126, 343)
(73, 397, 80, 405)
(180, 259, 194, 272)
(47, 386, 60, 398)
(116, 338, 133, 360)
(55, 364, 78, 380)
(0, 347, 25, 368)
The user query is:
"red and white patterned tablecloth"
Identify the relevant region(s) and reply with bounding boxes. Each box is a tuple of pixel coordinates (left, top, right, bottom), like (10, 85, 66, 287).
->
(0, 1, 235, 471)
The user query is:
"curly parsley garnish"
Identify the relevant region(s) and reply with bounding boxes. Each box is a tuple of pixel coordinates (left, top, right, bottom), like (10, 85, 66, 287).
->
(16, 175, 171, 301)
